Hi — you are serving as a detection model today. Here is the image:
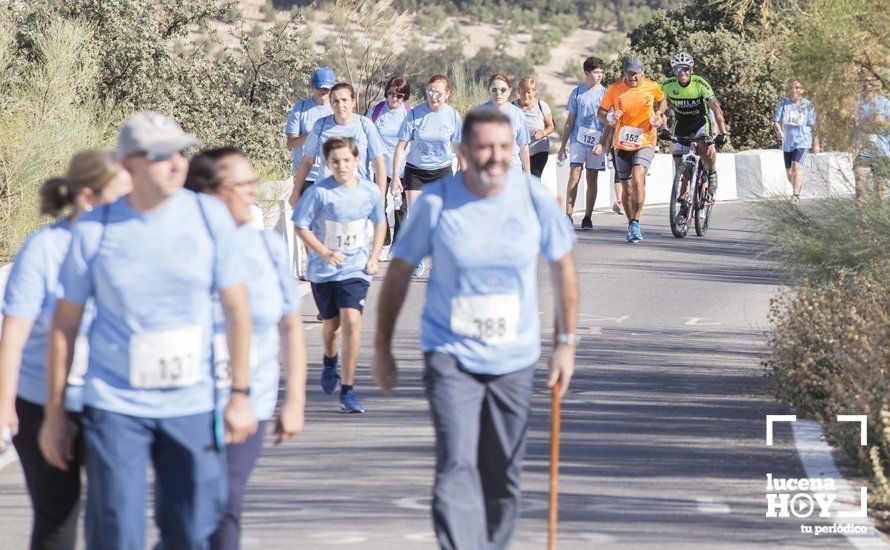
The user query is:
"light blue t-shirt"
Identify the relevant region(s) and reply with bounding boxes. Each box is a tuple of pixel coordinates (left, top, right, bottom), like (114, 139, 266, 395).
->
(774, 98, 817, 152)
(302, 115, 386, 184)
(2, 220, 91, 411)
(567, 83, 606, 142)
(292, 177, 386, 283)
(366, 101, 412, 179)
(397, 102, 462, 170)
(285, 97, 332, 172)
(59, 190, 246, 418)
(391, 173, 576, 376)
(856, 93, 890, 158)
(477, 101, 530, 169)
(213, 227, 300, 421)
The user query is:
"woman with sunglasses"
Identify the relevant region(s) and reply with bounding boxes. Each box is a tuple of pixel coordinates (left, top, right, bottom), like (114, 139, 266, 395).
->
(366, 76, 412, 254)
(0, 149, 131, 550)
(512, 76, 555, 178)
(391, 74, 462, 277)
(184, 148, 307, 550)
(477, 74, 531, 174)
(773, 79, 820, 201)
(289, 82, 387, 207)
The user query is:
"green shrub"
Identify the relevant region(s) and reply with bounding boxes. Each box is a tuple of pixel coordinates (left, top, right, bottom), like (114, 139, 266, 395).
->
(765, 273, 890, 507)
(623, 1, 786, 150)
(0, 15, 115, 261)
(757, 197, 890, 283)
(11, 1, 315, 176)
(762, 196, 890, 510)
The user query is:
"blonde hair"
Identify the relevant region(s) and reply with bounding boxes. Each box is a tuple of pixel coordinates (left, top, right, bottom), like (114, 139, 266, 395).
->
(517, 76, 537, 93)
(40, 149, 123, 217)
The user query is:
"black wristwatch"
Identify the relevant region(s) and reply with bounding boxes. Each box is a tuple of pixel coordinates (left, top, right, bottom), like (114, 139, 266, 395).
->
(230, 386, 250, 396)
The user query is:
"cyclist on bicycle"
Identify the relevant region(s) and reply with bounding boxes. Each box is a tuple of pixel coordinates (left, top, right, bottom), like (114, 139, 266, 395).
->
(662, 53, 727, 215)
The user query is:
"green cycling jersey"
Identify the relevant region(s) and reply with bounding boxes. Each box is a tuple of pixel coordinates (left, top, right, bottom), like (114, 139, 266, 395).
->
(662, 75, 716, 134)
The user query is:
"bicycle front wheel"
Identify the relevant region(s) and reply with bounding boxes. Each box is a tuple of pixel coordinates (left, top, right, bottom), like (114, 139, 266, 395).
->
(694, 167, 713, 237)
(670, 161, 693, 238)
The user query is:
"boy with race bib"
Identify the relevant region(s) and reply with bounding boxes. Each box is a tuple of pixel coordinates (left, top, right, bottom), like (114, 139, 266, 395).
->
(557, 56, 608, 229)
(293, 137, 386, 413)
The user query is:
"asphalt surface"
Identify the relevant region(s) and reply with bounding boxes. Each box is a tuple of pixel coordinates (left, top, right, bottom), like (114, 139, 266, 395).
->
(0, 200, 867, 549)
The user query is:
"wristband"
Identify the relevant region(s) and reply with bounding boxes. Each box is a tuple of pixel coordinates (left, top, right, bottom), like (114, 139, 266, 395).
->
(231, 386, 250, 396)
(556, 333, 579, 345)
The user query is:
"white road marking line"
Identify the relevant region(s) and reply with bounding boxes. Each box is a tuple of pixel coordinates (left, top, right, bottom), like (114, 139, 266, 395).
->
(696, 497, 731, 514)
(579, 314, 630, 323)
(684, 317, 722, 326)
(393, 496, 430, 511)
(308, 533, 367, 544)
(792, 419, 886, 548)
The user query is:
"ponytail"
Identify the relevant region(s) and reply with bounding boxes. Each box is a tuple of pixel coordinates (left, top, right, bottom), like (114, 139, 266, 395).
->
(39, 177, 73, 217)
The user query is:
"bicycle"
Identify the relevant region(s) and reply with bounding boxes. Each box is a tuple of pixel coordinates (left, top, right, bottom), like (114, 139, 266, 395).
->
(661, 131, 715, 238)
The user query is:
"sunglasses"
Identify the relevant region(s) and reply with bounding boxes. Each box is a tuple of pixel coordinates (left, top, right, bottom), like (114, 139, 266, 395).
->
(387, 92, 406, 100)
(141, 149, 189, 162)
(489, 86, 509, 94)
(673, 66, 692, 74)
(223, 179, 260, 191)
(426, 90, 444, 99)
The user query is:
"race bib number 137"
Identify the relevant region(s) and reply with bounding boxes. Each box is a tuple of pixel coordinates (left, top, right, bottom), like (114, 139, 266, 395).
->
(129, 325, 203, 389)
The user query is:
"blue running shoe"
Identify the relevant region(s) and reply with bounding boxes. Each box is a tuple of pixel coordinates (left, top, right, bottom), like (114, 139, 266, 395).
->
(339, 389, 364, 413)
(320, 365, 340, 395)
(625, 223, 635, 243)
(411, 260, 425, 278)
(631, 220, 644, 242)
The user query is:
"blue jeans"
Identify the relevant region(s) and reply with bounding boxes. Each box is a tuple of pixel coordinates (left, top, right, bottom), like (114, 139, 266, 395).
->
(82, 407, 226, 550)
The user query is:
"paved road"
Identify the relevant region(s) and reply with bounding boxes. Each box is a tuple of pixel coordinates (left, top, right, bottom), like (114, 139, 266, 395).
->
(0, 201, 864, 548)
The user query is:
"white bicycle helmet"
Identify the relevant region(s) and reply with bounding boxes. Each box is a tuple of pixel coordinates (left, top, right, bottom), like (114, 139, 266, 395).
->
(670, 52, 694, 69)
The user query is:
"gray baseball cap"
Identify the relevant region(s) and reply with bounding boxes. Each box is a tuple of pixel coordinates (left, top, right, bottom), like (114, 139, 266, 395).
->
(622, 56, 644, 73)
(116, 112, 201, 160)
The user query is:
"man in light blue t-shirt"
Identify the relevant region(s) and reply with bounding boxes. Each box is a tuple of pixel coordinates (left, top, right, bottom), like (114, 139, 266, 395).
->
(293, 136, 386, 414)
(558, 56, 608, 229)
(39, 113, 257, 549)
(373, 108, 579, 549)
(286, 67, 335, 193)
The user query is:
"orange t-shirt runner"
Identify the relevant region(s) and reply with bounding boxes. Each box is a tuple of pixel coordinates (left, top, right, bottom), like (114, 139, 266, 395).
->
(600, 79, 665, 151)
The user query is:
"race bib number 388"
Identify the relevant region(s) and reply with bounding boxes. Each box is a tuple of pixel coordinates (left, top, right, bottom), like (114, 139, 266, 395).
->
(129, 325, 203, 389)
(450, 294, 520, 345)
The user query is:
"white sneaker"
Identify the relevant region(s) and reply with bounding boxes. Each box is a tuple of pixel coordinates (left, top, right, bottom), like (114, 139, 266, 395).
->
(378, 246, 390, 262)
(612, 201, 623, 214)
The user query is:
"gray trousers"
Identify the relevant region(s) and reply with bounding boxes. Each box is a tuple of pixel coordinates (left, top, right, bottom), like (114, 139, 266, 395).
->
(423, 351, 535, 550)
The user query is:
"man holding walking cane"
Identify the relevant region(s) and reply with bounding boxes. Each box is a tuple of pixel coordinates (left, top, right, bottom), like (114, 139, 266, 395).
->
(373, 107, 579, 550)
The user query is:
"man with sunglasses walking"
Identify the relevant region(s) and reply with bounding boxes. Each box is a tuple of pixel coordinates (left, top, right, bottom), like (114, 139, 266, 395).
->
(661, 53, 728, 217)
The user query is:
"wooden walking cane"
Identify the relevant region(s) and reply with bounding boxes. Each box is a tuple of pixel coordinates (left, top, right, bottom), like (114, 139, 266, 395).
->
(549, 317, 562, 550)
(549, 379, 562, 550)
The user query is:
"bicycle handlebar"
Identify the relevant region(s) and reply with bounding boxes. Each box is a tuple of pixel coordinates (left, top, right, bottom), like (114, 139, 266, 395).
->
(658, 129, 715, 146)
